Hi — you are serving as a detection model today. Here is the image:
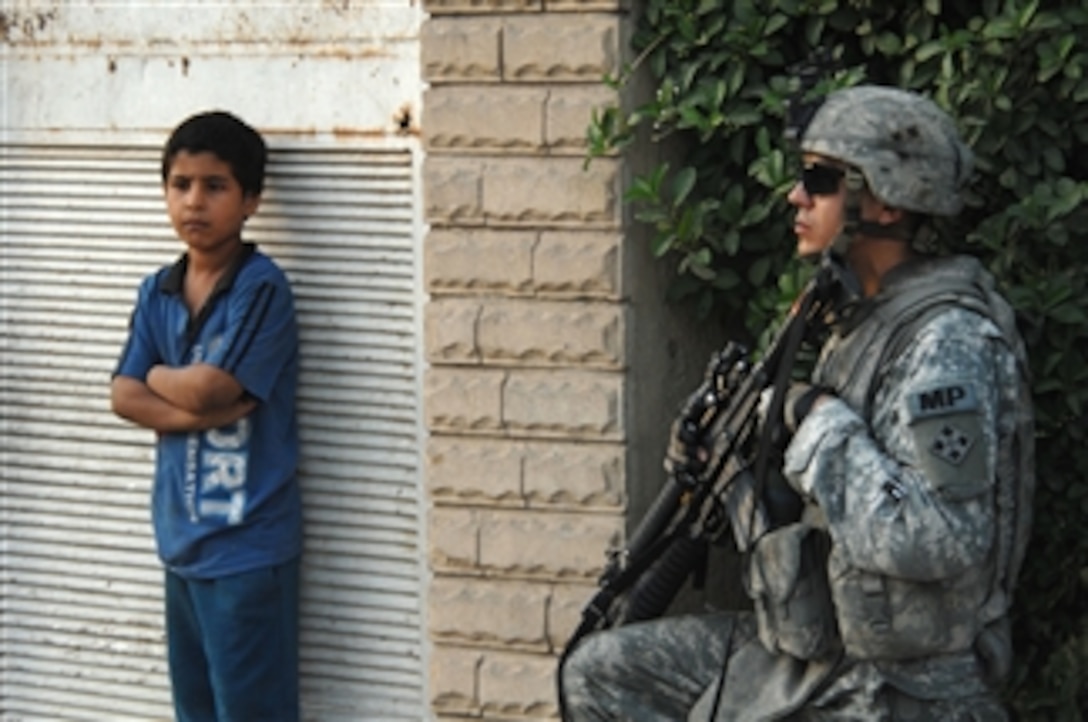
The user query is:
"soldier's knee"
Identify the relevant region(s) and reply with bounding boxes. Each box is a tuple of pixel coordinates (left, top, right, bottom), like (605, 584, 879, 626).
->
(562, 635, 601, 690)
(559, 638, 606, 719)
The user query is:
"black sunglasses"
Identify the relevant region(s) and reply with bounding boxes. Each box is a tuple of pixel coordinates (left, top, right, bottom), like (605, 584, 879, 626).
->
(801, 162, 845, 196)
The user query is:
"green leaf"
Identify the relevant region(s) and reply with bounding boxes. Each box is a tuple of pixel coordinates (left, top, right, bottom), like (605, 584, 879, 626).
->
(685, 247, 715, 280)
(711, 266, 742, 290)
(764, 13, 789, 37)
(719, 182, 745, 224)
(1027, 10, 1067, 34)
(671, 166, 698, 208)
(649, 229, 676, 258)
(981, 18, 1019, 40)
(726, 63, 745, 97)
(722, 228, 741, 256)
(747, 255, 772, 285)
(724, 104, 762, 127)
(740, 201, 772, 228)
(1048, 303, 1087, 325)
(1017, 0, 1040, 30)
(875, 32, 903, 56)
(755, 126, 771, 155)
(1046, 181, 1086, 221)
(675, 205, 696, 244)
(915, 40, 944, 62)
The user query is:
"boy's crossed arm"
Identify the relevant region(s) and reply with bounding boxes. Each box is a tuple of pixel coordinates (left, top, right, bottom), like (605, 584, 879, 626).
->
(111, 364, 255, 434)
(147, 362, 244, 414)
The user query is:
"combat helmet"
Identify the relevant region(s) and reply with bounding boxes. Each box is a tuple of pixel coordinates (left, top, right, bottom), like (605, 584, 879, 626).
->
(800, 85, 974, 217)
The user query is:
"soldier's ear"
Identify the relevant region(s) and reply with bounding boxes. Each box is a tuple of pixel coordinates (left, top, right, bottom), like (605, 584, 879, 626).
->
(876, 203, 904, 226)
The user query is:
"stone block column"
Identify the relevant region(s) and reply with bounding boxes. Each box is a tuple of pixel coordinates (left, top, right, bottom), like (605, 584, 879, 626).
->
(420, 1, 631, 718)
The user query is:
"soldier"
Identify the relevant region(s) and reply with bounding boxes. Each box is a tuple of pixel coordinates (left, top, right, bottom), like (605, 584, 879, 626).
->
(560, 85, 1035, 720)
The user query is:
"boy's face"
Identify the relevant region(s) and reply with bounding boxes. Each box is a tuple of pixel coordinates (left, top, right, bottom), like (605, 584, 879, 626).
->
(163, 150, 260, 256)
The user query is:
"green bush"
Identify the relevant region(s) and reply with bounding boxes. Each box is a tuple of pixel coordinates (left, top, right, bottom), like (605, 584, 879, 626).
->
(589, 0, 1088, 717)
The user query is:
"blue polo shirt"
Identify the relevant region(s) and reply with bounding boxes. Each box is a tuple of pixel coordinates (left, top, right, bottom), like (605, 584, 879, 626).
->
(115, 243, 302, 579)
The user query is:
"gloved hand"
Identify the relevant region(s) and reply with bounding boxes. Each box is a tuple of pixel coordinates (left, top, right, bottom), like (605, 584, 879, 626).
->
(759, 383, 829, 435)
(783, 382, 828, 433)
(663, 416, 709, 481)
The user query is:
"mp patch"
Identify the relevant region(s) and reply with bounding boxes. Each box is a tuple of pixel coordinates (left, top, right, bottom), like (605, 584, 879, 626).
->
(907, 381, 980, 421)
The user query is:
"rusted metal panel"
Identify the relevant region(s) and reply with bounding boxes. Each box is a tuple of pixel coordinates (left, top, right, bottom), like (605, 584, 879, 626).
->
(1, 1, 422, 137)
(2, 0, 421, 46)
(1, 60, 425, 722)
(0, 146, 179, 721)
(2, 3, 426, 718)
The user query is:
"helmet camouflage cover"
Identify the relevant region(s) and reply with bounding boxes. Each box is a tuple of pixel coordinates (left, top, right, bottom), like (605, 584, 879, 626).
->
(800, 86, 975, 216)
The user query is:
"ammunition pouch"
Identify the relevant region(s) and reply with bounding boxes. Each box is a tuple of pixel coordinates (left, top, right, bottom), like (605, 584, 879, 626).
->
(746, 521, 840, 661)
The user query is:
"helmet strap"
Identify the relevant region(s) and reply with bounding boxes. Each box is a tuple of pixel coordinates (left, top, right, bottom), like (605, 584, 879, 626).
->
(833, 168, 916, 250)
(830, 168, 866, 255)
(855, 218, 915, 242)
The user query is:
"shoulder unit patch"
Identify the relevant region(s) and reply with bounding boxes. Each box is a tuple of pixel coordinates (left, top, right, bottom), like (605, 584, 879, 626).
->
(905, 380, 989, 498)
(929, 422, 975, 465)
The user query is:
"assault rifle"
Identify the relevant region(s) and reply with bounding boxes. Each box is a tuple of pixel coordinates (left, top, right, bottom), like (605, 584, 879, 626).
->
(556, 257, 845, 717)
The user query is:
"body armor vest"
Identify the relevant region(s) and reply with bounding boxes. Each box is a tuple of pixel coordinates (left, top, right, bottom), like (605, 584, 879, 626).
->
(809, 255, 1034, 668)
(813, 255, 1023, 415)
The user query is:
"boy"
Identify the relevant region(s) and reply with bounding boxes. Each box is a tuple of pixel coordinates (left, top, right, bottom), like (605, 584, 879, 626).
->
(111, 110, 302, 722)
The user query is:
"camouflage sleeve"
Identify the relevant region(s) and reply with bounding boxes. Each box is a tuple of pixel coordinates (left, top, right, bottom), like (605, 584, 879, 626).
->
(782, 307, 1012, 582)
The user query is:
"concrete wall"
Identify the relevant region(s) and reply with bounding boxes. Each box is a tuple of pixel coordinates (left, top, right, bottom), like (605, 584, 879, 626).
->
(421, 1, 626, 718)
(419, 1, 724, 718)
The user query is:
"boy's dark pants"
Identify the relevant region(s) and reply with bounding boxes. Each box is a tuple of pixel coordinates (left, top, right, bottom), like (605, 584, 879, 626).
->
(165, 558, 300, 722)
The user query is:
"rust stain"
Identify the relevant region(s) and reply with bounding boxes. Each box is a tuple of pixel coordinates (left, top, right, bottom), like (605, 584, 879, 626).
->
(394, 103, 414, 136)
(285, 45, 392, 61)
(256, 126, 394, 140)
(321, 0, 353, 14)
(1, 9, 58, 43)
(330, 126, 393, 139)
(107, 56, 117, 74)
(181, 56, 190, 76)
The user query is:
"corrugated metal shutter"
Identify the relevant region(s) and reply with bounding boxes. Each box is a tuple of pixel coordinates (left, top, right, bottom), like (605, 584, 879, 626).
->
(0, 141, 425, 720)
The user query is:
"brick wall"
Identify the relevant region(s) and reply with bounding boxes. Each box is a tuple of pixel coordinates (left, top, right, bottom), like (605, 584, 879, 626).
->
(420, 1, 631, 718)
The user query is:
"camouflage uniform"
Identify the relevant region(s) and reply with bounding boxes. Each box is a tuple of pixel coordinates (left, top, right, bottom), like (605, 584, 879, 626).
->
(561, 87, 1034, 721)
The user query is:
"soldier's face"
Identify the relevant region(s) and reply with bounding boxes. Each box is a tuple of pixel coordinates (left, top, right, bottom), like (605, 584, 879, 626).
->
(787, 154, 846, 258)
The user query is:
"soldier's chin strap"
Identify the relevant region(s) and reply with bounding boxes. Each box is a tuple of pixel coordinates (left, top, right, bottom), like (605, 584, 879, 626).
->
(803, 247, 862, 331)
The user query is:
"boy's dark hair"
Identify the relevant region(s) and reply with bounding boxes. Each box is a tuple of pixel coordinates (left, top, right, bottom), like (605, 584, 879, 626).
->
(161, 111, 267, 196)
